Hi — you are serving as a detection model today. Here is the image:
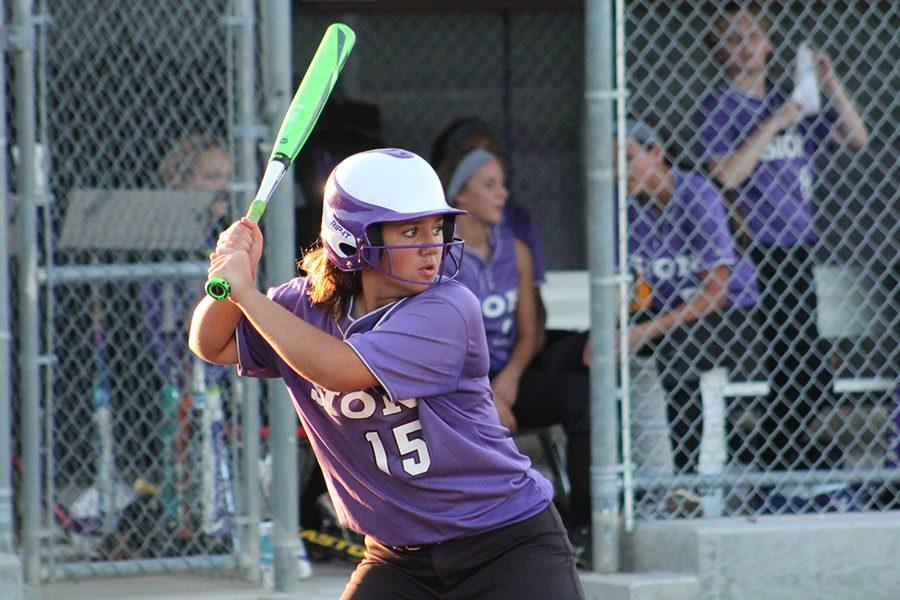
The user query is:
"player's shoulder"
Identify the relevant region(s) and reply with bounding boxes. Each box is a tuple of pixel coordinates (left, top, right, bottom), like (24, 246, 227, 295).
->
(267, 276, 314, 312)
(677, 169, 718, 194)
(413, 279, 482, 319)
(700, 81, 740, 111)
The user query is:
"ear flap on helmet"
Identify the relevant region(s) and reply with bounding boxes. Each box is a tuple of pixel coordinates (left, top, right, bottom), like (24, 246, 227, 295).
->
(441, 215, 457, 243)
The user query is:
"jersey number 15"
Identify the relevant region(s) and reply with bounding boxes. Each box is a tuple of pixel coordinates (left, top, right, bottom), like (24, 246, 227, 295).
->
(365, 419, 431, 477)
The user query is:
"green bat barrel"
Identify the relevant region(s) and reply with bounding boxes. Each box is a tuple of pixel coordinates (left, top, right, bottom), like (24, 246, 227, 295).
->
(205, 23, 355, 301)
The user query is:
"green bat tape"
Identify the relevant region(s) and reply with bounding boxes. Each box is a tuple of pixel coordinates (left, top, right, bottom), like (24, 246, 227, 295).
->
(246, 199, 267, 223)
(205, 277, 231, 301)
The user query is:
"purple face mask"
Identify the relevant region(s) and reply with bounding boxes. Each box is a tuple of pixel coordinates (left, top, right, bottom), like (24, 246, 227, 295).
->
(320, 148, 468, 285)
(361, 237, 466, 286)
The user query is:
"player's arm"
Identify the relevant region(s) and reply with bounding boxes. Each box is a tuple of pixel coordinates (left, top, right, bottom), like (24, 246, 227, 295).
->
(190, 218, 264, 365)
(194, 218, 377, 391)
(706, 101, 803, 189)
(627, 265, 729, 351)
(815, 52, 868, 150)
(534, 288, 547, 353)
(189, 296, 242, 365)
(231, 288, 377, 392)
(491, 240, 539, 408)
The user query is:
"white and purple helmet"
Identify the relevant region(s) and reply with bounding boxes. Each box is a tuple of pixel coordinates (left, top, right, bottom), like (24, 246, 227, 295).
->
(321, 148, 466, 283)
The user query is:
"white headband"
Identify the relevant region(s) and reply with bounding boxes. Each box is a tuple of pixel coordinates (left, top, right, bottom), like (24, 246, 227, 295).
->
(445, 148, 496, 203)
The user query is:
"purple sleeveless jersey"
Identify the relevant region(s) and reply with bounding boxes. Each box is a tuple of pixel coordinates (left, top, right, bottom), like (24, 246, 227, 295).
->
(694, 82, 833, 247)
(454, 225, 521, 375)
(628, 170, 759, 312)
(236, 277, 552, 546)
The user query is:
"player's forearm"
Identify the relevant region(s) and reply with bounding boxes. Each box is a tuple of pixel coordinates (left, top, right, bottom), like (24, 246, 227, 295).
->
(825, 81, 869, 149)
(709, 116, 782, 189)
(638, 270, 729, 343)
(534, 291, 548, 352)
(504, 333, 538, 380)
(189, 295, 242, 364)
(232, 288, 376, 392)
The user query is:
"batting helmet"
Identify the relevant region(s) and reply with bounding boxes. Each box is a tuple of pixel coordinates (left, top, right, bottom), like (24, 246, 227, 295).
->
(321, 148, 466, 284)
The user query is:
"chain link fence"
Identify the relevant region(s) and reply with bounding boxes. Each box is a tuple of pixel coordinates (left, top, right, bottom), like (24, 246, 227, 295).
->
(6, 0, 590, 583)
(5, 0, 898, 587)
(6, 0, 264, 580)
(623, 0, 898, 520)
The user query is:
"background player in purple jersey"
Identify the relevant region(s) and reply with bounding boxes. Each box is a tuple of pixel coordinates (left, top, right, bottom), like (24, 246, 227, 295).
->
(189, 149, 585, 599)
(431, 118, 550, 350)
(696, 2, 869, 470)
(440, 147, 592, 563)
(620, 121, 762, 501)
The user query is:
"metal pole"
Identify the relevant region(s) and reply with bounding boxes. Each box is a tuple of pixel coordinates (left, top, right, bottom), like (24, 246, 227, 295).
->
(613, 0, 633, 533)
(12, 0, 40, 585)
(0, 0, 25, 596)
(235, 0, 262, 582)
(262, 0, 301, 591)
(584, 0, 621, 573)
(11, 0, 41, 585)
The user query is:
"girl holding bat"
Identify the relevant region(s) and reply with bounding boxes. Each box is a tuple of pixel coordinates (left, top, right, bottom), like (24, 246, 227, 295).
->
(189, 149, 585, 599)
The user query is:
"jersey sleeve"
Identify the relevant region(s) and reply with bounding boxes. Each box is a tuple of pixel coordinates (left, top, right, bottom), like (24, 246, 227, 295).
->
(687, 182, 737, 271)
(344, 293, 470, 401)
(234, 287, 282, 379)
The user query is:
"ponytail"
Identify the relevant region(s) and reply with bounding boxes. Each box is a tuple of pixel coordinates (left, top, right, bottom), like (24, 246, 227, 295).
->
(299, 244, 361, 319)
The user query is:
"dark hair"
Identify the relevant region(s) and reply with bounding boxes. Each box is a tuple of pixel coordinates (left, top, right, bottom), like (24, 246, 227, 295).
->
(431, 118, 503, 168)
(625, 116, 680, 170)
(299, 244, 361, 319)
(704, 1, 770, 57)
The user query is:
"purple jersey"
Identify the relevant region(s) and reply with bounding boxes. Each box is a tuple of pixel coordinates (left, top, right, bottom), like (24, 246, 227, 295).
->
(454, 225, 521, 374)
(628, 170, 759, 311)
(694, 82, 833, 247)
(236, 278, 551, 546)
(503, 201, 546, 284)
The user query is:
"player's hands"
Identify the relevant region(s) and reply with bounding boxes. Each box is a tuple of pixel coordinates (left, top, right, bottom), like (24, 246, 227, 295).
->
(773, 100, 804, 130)
(211, 218, 264, 282)
(580, 327, 645, 366)
(208, 249, 254, 302)
(812, 50, 838, 91)
(493, 399, 518, 434)
(490, 369, 521, 410)
(621, 324, 650, 354)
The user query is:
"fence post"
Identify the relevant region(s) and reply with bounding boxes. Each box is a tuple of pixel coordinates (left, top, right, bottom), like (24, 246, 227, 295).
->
(11, 0, 41, 585)
(0, 0, 25, 595)
(584, 0, 621, 573)
(698, 368, 729, 517)
(261, 0, 302, 591)
(234, 0, 263, 583)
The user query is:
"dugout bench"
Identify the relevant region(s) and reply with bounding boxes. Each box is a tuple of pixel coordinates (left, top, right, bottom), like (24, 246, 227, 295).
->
(541, 268, 898, 515)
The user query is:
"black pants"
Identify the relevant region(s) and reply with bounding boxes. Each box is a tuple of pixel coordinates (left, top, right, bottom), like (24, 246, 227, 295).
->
(647, 309, 763, 474)
(341, 504, 585, 600)
(751, 244, 835, 470)
(500, 332, 591, 529)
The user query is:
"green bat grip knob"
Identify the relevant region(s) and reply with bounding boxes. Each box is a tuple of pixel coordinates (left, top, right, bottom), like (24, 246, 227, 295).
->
(205, 277, 231, 301)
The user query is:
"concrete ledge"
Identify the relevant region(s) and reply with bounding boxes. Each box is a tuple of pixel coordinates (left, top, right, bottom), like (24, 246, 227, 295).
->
(0, 552, 24, 600)
(624, 511, 900, 599)
(580, 570, 699, 600)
